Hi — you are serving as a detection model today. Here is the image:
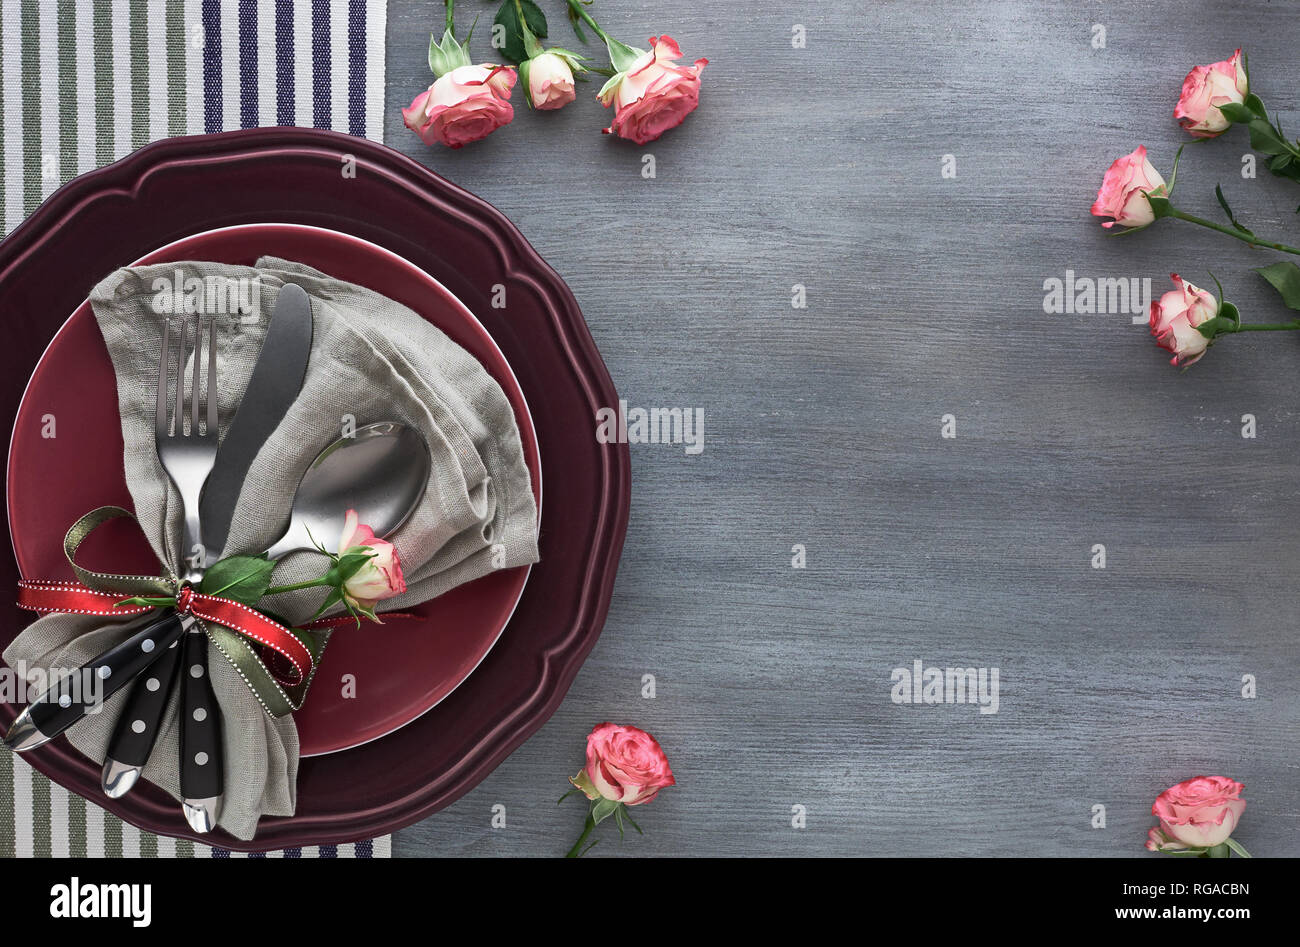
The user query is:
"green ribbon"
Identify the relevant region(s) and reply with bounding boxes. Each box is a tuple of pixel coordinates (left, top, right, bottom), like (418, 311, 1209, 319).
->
(60, 506, 328, 718)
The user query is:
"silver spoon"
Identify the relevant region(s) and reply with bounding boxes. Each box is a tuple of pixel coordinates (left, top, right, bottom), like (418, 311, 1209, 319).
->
(262, 420, 430, 559)
(99, 421, 429, 801)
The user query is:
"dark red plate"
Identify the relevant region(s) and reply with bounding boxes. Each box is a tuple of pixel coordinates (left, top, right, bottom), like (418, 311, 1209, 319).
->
(8, 223, 542, 758)
(0, 129, 630, 851)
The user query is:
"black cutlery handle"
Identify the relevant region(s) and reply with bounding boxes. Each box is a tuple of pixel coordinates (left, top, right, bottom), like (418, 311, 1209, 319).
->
(104, 634, 184, 767)
(26, 610, 190, 740)
(179, 629, 223, 800)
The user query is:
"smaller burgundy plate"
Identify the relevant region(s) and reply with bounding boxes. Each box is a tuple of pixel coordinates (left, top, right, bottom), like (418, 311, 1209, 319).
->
(7, 223, 541, 756)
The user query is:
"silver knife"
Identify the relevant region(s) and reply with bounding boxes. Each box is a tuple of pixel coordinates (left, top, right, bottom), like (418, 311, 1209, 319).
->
(100, 283, 314, 816)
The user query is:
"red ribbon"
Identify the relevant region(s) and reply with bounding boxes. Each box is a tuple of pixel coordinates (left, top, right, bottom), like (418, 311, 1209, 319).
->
(18, 579, 315, 689)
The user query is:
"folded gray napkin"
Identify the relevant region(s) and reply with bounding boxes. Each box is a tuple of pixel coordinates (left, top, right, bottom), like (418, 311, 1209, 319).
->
(4, 257, 540, 839)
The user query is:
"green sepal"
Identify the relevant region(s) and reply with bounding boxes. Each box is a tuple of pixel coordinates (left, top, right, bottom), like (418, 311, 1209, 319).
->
(199, 554, 275, 607)
(1218, 101, 1258, 125)
(590, 797, 619, 825)
(518, 59, 533, 108)
(596, 71, 623, 101)
(1257, 261, 1300, 310)
(428, 27, 473, 77)
(1224, 837, 1252, 858)
(1144, 194, 1175, 219)
(604, 36, 644, 75)
(1207, 842, 1231, 858)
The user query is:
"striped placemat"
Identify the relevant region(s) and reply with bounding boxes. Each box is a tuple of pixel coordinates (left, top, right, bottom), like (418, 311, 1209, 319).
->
(0, 0, 389, 858)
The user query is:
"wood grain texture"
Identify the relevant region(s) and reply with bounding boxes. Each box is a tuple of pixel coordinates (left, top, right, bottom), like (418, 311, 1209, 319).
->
(385, 0, 1300, 856)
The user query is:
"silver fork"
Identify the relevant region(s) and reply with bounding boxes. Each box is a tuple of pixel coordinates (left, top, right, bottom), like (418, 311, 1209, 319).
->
(156, 317, 219, 576)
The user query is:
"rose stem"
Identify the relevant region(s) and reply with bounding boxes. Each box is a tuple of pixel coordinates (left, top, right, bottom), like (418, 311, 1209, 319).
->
(1170, 207, 1300, 257)
(565, 0, 610, 45)
(565, 811, 597, 858)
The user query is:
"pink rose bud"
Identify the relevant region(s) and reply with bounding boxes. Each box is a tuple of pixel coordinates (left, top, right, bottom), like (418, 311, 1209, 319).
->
(402, 64, 516, 149)
(527, 52, 577, 111)
(1175, 49, 1248, 138)
(338, 509, 406, 610)
(1151, 775, 1246, 850)
(570, 722, 675, 806)
(1150, 273, 1218, 367)
(599, 36, 707, 145)
(1090, 145, 1168, 230)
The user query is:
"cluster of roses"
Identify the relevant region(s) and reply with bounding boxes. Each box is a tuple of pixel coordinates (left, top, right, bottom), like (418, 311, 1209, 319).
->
(403, 0, 706, 149)
(1092, 50, 1300, 368)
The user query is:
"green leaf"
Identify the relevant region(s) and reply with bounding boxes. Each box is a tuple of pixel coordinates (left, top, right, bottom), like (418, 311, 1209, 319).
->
(1258, 261, 1300, 310)
(199, 555, 275, 606)
(1214, 183, 1254, 235)
(493, 0, 547, 65)
(1245, 116, 1288, 155)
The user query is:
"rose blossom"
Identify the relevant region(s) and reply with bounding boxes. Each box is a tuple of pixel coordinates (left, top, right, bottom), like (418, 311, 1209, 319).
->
(571, 722, 675, 806)
(599, 36, 707, 145)
(338, 509, 406, 609)
(1150, 273, 1218, 366)
(527, 52, 576, 110)
(1090, 145, 1168, 230)
(402, 64, 516, 148)
(1175, 50, 1248, 138)
(1151, 775, 1246, 849)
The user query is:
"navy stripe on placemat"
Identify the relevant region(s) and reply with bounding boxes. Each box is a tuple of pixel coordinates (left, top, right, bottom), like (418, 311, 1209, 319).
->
(347, 0, 366, 136)
(274, 0, 294, 124)
(284, 847, 302, 858)
(311, 0, 330, 128)
(318, 844, 338, 858)
(237, 0, 257, 128)
(211, 847, 231, 858)
(354, 838, 373, 858)
(202, 0, 221, 133)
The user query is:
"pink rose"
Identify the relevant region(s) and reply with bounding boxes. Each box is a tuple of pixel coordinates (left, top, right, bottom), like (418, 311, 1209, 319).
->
(527, 52, 576, 111)
(599, 36, 707, 145)
(1150, 273, 1217, 366)
(1090, 146, 1168, 230)
(402, 64, 516, 148)
(1175, 50, 1248, 138)
(338, 509, 406, 610)
(1151, 775, 1246, 849)
(571, 722, 675, 806)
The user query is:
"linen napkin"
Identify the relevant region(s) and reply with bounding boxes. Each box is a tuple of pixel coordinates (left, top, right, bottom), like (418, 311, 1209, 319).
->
(4, 258, 539, 840)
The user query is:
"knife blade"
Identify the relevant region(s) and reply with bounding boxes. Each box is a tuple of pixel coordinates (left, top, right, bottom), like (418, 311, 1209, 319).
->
(198, 282, 314, 559)
(99, 283, 314, 818)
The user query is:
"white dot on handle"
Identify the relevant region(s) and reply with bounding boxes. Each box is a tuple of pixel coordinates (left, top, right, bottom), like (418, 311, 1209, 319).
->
(141, 639, 155, 653)
(97, 666, 111, 679)
(146, 678, 160, 692)
(192, 707, 207, 722)
(190, 665, 203, 679)
(194, 752, 208, 766)
(131, 719, 145, 733)
(58, 695, 71, 708)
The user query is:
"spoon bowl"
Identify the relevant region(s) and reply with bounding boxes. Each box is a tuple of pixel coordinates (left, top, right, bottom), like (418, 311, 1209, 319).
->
(263, 421, 430, 559)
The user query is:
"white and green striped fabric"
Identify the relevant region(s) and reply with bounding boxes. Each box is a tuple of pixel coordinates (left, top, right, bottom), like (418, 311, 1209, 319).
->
(0, 0, 389, 858)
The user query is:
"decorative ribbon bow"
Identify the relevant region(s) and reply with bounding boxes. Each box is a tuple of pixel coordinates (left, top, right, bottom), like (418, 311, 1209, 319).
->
(14, 506, 341, 717)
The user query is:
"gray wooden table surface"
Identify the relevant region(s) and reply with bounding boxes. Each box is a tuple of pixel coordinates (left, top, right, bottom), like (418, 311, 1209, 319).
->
(385, 0, 1300, 856)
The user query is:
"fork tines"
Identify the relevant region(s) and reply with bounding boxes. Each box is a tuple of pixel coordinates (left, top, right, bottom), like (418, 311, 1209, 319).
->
(155, 317, 218, 440)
